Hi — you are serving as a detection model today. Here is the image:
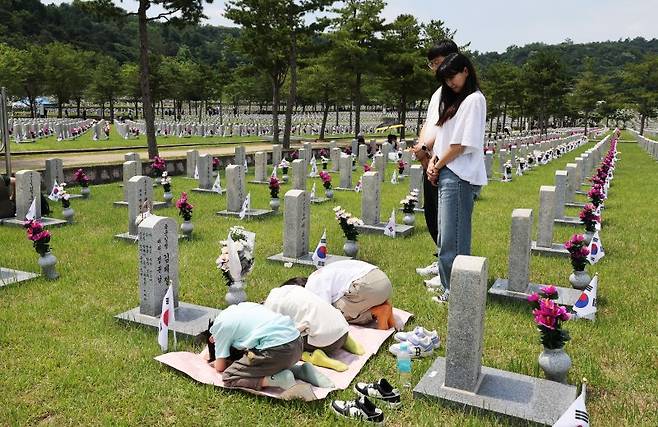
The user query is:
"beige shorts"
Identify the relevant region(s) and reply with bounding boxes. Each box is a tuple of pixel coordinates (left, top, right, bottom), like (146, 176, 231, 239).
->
(334, 268, 393, 325)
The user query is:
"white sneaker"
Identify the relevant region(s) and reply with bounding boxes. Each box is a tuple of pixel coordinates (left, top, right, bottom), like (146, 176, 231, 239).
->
(424, 275, 444, 290)
(416, 261, 439, 277)
(431, 290, 450, 304)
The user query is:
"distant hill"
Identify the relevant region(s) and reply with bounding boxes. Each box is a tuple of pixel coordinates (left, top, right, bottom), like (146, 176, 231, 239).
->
(473, 38, 658, 74)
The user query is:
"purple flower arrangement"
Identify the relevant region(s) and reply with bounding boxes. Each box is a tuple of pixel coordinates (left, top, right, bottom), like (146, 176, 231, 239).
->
(74, 169, 90, 187)
(528, 285, 571, 349)
(579, 203, 600, 232)
(564, 234, 590, 271)
(269, 176, 280, 199)
(319, 171, 332, 190)
(24, 220, 51, 256)
(176, 192, 193, 221)
(587, 185, 605, 207)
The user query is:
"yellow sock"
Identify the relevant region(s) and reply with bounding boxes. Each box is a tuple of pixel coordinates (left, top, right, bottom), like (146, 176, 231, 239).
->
(342, 334, 365, 355)
(301, 349, 348, 372)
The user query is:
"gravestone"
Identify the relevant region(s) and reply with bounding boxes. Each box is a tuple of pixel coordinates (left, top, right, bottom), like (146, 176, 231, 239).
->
(291, 159, 306, 191)
(358, 145, 368, 165)
(484, 151, 493, 180)
(186, 150, 199, 178)
(115, 215, 220, 337)
(415, 255, 577, 425)
(490, 209, 582, 306)
(0, 170, 66, 227)
(125, 152, 140, 163)
(498, 149, 508, 175)
(298, 148, 308, 168)
(251, 151, 268, 183)
(374, 154, 385, 182)
(216, 165, 273, 218)
(531, 185, 568, 256)
(114, 175, 153, 241)
(573, 157, 586, 195)
(409, 165, 424, 209)
(303, 142, 312, 163)
(336, 155, 353, 190)
(191, 154, 217, 193)
(351, 139, 358, 155)
(355, 172, 414, 237)
(553, 170, 568, 219)
(381, 142, 391, 162)
(272, 144, 282, 166)
(114, 161, 165, 209)
(44, 158, 64, 190)
(401, 151, 412, 176)
(331, 147, 341, 172)
(234, 146, 246, 169)
(564, 163, 578, 203)
(0, 267, 39, 288)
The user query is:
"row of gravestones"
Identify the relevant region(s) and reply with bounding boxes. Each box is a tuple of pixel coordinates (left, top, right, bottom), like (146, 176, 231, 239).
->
(634, 131, 658, 160)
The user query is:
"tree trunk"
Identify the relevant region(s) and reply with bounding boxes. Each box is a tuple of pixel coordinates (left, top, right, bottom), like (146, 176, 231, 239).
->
(109, 98, 115, 122)
(272, 79, 281, 146)
(160, 100, 164, 119)
(219, 98, 223, 125)
(283, 32, 297, 148)
(335, 103, 339, 127)
(320, 99, 329, 141)
(640, 114, 646, 135)
(399, 95, 407, 140)
(354, 72, 362, 138)
(502, 103, 507, 131)
(58, 97, 63, 118)
(137, 0, 157, 159)
(583, 111, 589, 135)
(76, 99, 81, 117)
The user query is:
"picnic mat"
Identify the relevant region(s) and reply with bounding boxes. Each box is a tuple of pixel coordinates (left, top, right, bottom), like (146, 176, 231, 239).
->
(155, 308, 413, 401)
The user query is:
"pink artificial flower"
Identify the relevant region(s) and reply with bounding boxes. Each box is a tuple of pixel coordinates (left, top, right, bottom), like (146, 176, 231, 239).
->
(541, 285, 558, 297)
(527, 293, 540, 303)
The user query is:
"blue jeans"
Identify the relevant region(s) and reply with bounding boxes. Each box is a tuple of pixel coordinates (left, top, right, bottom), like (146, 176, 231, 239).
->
(437, 167, 480, 290)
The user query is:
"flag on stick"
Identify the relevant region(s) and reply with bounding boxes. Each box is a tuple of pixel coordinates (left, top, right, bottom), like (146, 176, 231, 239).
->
(311, 228, 328, 268)
(25, 198, 37, 221)
(212, 174, 223, 193)
(573, 275, 598, 320)
(587, 231, 605, 264)
(239, 192, 251, 219)
(158, 284, 175, 352)
(553, 381, 589, 427)
(384, 209, 396, 238)
(193, 165, 199, 180)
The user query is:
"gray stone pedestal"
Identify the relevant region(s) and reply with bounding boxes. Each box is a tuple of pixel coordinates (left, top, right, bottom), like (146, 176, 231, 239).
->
(531, 241, 569, 257)
(216, 208, 274, 219)
(489, 279, 583, 306)
(554, 216, 583, 226)
(0, 267, 39, 288)
(354, 222, 414, 237)
(116, 302, 221, 338)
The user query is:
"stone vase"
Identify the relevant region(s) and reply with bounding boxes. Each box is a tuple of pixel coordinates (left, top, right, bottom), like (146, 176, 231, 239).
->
(325, 189, 334, 199)
(62, 207, 75, 224)
(282, 174, 289, 183)
(343, 240, 358, 258)
(403, 213, 415, 226)
(569, 269, 591, 290)
(322, 163, 328, 170)
(80, 186, 90, 199)
(225, 280, 246, 305)
(38, 251, 59, 280)
(180, 220, 194, 239)
(583, 229, 595, 245)
(270, 198, 280, 211)
(163, 191, 174, 206)
(538, 346, 571, 384)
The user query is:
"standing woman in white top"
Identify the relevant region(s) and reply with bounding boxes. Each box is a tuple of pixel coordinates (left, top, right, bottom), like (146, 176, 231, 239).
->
(426, 53, 487, 302)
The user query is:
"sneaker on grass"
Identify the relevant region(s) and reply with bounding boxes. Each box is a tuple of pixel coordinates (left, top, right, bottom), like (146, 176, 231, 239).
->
(331, 396, 384, 424)
(354, 378, 402, 409)
(394, 327, 440, 349)
(416, 261, 439, 277)
(431, 290, 450, 304)
(389, 336, 434, 358)
(424, 274, 444, 290)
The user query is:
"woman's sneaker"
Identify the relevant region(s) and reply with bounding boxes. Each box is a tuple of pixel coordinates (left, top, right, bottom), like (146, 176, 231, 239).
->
(389, 336, 434, 358)
(394, 327, 440, 349)
(432, 290, 450, 304)
(416, 261, 439, 277)
(331, 396, 384, 424)
(354, 378, 402, 409)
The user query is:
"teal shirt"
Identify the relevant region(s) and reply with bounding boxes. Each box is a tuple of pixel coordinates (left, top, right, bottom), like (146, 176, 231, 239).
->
(210, 302, 300, 359)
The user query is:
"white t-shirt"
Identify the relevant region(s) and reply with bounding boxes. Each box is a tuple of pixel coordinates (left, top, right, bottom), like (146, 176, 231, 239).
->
(305, 260, 377, 304)
(422, 87, 442, 143)
(431, 91, 488, 186)
(264, 285, 349, 348)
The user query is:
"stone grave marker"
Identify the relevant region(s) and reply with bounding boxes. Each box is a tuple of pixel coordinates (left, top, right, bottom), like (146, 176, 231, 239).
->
(331, 147, 341, 172)
(216, 165, 273, 218)
(355, 172, 413, 237)
(1, 170, 65, 228)
(335, 155, 353, 191)
(192, 154, 223, 194)
(358, 144, 368, 165)
(374, 154, 385, 182)
(272, 144, 282, 166)
(186, 150, 199, 178)
(531, 185, 568, 256)
(415, 255, 577, 425)
(250, 151, 268, 183)
(44, 158, 64, 191)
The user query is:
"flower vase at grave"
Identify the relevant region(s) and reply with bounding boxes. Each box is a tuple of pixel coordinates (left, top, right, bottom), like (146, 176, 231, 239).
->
(38, 251, 59, 280)
(403, 213, 415, 226)
(569, 269, 591, 290)
(583, 229, 595, 245)
(62, 207, 75, 224)
(343, 240, 358, 258)
(80, 186, 90, 198)
(282, 168, 289, 183)
(325, 189, 334, 199)
(538, 347, 571, 384)
(163, 191, 173, 207)
(322, 163, 328, 170)
(269, 198, 280, 211)
(180, 220, 194, 239)
(226, 280, 247, 305)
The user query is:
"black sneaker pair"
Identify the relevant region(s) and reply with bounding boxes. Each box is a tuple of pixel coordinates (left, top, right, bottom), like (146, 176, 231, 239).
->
(331, 379, 402, 424)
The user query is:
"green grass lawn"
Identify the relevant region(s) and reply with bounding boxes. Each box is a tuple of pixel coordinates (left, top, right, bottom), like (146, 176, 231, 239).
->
(1, 131, 656, 425)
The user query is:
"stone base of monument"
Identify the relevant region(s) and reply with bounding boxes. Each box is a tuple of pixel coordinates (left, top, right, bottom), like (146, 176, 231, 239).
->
(68, 194, 83, 200)
(0, 216, 67, 228)
(355, 223, 414, 237)
(191, 188, 226, 195)
(119, 183, 158, 187)
(267, 252, 353, 266)
(530, 241, 569, 257)
(113, 201, 167, 209)
(334, 187, 355, 192)
(114, 232, 186, 242)
(489, 278, 582, 306)
(216, 209, 274, 219)
(0, 267, 39, 288)
(311, 196, 329, 204)
(554, 216, 581, 226)
(564, 202, 586, 208)
(116, 302, 221, 339)
(414, 357, 577, 425)
(248, 180, 270, 185)
(398, 207, 425, 213)
(575, 190, 588, 195)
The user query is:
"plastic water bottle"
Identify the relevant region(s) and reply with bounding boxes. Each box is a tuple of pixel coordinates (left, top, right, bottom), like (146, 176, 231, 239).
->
(397, 342, 412, 388)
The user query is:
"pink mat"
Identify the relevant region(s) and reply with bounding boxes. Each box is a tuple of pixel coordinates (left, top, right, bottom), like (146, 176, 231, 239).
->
(155, 308, 413, 401)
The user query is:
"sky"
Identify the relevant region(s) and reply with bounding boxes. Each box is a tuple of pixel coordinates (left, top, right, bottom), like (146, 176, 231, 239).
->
(44, 0, 658, 53)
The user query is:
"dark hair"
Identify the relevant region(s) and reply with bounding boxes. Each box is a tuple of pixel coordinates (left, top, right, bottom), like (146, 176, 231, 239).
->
(427, 40, 459, 61)
(436, 53, 480, 126)
(201, 319, 216, 362)
(282, 277, 308, 287)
